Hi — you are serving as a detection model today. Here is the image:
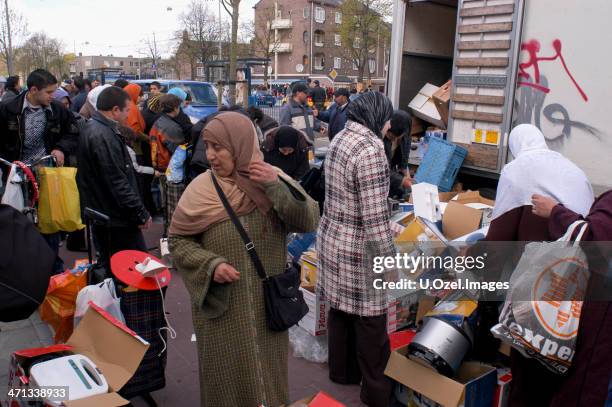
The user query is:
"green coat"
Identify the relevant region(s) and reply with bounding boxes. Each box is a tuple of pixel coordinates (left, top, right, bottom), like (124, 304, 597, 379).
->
(169, 177, 319, 407)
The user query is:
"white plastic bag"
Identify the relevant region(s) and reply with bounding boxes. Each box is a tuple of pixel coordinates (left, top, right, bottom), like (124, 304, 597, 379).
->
(1, 164, 24, 212)
(491, 221, 589, 375)
(289, 325, 328, 363)
(74, 278, 125, 327)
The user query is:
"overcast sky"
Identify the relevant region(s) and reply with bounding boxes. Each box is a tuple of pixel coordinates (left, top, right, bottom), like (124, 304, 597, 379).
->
(16, 0, 258, 58)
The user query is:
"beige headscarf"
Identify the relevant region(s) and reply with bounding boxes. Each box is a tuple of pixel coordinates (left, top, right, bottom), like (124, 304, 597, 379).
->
(169, 112, 274, 235)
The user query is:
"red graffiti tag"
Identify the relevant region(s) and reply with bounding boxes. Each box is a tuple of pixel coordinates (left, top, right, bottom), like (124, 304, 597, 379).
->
(518, 39, 588, 102)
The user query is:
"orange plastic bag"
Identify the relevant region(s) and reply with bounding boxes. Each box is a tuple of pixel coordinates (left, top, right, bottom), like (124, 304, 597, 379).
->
(39, 270, 87, 343)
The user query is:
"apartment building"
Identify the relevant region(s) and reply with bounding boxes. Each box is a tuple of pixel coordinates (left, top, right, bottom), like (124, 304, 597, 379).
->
(253, 0, 389, 87)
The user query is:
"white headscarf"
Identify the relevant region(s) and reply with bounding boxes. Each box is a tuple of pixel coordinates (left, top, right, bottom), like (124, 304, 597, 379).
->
(87, 84, 112, 111)
(492, 124, 594, 219)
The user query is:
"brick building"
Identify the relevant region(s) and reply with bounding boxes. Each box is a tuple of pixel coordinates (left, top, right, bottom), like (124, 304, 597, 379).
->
(252, 0, 389, 88)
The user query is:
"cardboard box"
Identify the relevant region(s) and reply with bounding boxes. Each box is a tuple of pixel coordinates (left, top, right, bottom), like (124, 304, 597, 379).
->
(493, 368, 512, 407)
(385, 346, 497, 407)
(442, 201, 484, 241)
(408, 84, 446, 129)
(432, 80, 452, 128)
(387, 292, 419, 334)
(298, 286, 329, 336)
(5, 303, 148, 407)
(451, 191, 495, 228)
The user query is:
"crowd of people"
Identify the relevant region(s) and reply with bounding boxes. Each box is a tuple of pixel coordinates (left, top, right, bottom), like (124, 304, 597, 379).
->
(0, 68, 609, 407)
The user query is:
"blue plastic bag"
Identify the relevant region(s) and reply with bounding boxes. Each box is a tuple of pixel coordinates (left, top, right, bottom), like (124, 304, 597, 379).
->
(166, 144, 187, 183)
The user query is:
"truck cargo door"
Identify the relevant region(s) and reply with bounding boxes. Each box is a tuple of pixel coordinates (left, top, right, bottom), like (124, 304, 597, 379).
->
(447, 0, 525, 173)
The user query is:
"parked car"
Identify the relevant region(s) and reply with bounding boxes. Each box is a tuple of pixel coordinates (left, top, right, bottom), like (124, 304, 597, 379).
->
(131, 80, 226, 122)
(255, 90, 276, 107)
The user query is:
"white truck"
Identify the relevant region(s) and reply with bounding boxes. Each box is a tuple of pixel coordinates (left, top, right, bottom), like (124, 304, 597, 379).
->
(387, 0, 611, 194)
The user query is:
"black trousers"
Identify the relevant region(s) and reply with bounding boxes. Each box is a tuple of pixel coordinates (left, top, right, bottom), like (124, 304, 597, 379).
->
(328, 308, 393, 407)
(93, 225, 147, 264)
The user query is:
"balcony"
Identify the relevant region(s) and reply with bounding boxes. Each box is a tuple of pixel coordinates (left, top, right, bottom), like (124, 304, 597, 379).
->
(270, 43, 293, 53)
(271, 18, 292, 30)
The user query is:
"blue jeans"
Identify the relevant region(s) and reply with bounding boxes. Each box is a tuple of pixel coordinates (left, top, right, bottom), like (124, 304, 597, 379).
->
(42, 232, 65, 274)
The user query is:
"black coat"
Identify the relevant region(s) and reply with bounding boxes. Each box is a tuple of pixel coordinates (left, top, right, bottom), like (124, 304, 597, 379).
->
(383, 135, 412, 198)
(318, 102, 349, 141)
(77, 111, 149, 227)
(0, 92, 77, 163)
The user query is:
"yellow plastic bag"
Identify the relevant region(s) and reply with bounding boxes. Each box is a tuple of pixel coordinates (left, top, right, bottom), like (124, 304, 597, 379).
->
(37, 167, 85, 234)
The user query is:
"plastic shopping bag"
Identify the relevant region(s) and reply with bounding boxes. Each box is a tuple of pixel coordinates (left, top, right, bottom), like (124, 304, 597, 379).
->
(37, 166, 85, 234)
(39, 269, 88, 343)
(75, 278, 125, 328)
(165, 144, 187, 183)
(491, 221, 590, 375)
(0, 164, 24, 212)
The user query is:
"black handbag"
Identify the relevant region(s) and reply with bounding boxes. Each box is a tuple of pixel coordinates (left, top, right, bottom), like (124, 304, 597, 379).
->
(211, 174, 309, 331)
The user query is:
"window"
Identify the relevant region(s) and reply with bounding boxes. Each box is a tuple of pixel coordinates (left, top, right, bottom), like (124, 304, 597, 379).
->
(303, 30, 309, 43)
(314, 30, 325, 47)
(315, 7, 325, 23)
(335, 12, 342, 24)
(103, 60, 110, 67)
(303, 7, 309, 19)
(196, 67, 204, 77)
(113, 61, 120, 67)
(276, 9, 282, 18)
(130, 61, 133, 67)
(368, 58, 376, 74)
(334, 34, 341, 46)
(302, 55, 309, 66)
(352, 60, 358, 70)
(120, 61, 124, 67)
(85, 60, 91, 67)
(314, 53, 325, 70)
(334, 57, 342, 69)
(353, 38, 360, 49)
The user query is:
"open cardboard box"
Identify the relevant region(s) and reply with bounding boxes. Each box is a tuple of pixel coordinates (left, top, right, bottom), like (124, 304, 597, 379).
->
(408, 83, 447, 129)
(6, 303, 148, 407)
(385, 346, 497, 407)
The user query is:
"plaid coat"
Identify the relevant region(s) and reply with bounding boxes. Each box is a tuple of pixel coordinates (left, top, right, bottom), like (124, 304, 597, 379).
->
(317, 120, 395, 316)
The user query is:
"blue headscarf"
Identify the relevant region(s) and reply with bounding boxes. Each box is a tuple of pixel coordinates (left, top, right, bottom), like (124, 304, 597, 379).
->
(168, 87, 187, 102)
(52, 88, 71, 104)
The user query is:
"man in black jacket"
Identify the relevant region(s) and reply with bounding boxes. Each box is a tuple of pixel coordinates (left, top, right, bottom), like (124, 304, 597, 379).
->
(0, 69, 77, 166)
(310, 80, 327, 111)
(77, 86, 151, 263)
(314, 88, 350, 141)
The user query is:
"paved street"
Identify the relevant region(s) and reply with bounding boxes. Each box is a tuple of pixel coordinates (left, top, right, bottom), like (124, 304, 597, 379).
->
(1, 222, 364, 406)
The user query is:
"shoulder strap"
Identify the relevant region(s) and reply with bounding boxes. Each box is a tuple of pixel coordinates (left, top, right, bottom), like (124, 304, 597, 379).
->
(211, 173, 268, 280)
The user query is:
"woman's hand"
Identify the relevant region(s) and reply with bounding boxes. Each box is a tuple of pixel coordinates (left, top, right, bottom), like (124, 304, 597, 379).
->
(532, 194, 559, 218)
(213, 263, 240, 284)
(249, 161, 278, 185)
(402, 174, 413, 189)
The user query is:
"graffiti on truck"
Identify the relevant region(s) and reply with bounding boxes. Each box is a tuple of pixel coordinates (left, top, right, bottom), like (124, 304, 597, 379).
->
(514, 39, 601, 149)
(518, 39, 588, 102)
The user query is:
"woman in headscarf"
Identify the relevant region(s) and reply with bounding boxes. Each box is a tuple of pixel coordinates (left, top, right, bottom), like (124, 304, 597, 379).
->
(167, 87, 194, 137)
(168, 112, 319, 407)
(79, 84, 111, 119)
(531, 190, 612, 407)
(124, 83, 146, 135)
(483, 124, 594, 407)
(262, 126, 310, 180)
(316, 92, 395, 407)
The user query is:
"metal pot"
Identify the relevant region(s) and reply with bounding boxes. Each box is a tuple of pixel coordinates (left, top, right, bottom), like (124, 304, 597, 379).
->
(408, 316, 472, 377)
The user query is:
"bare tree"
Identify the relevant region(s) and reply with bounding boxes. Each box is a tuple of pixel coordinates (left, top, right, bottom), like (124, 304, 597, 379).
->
(143, 33, 161, 78)
(220, 0, 241, 104)
(179, 1, 229, 80)
(0, 0, 27, 75)
(244, 4, 282, 87)
(338, 0, 391, 83)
